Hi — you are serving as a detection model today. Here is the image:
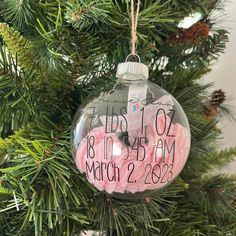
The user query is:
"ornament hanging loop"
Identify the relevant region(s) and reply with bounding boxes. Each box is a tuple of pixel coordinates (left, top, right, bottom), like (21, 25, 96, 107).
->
(125, 53, 141, 63)
(130, 0, 141, 55)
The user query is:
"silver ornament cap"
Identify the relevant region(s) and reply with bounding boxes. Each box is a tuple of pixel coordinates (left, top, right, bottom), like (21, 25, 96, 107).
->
(116, 61, 149, 81)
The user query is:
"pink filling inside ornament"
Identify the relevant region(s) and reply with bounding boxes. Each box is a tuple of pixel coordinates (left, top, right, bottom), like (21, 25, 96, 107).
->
(75, 114, 190, 194)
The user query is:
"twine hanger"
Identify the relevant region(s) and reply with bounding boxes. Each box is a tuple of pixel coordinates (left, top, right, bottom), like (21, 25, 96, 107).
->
(130, 0, 141, 56)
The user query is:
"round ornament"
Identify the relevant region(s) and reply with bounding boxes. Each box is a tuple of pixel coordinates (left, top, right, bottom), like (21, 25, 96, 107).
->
(71, 61, 191, 197)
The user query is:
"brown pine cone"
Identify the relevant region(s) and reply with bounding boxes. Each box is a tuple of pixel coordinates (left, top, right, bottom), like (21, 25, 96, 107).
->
(210, 89, 226, 107)
(184, 22, 210, 43)
(204, 89, 226, 119)
(168, 22, 210, 45)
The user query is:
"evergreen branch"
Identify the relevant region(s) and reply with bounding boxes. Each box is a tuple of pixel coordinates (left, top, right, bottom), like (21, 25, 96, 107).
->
(0, 42, 38, 139)
(165, 0, 223, 15)
(0, 0, 235, 235)
(0, 23, 33, 71)
(66, 0, 111, 31)
(90, 185, 183, 236)
(0, 41, 19, 76)
(154, 29, 228, 76)
(218, 103, 236, 123)
(39, 1, 64, 29)
(0, 125, 92, 235)
(170, 174, 236, 235)
(0, 0, 40, 31)
(194, 175, 236, 228)
(205, 147, 236, 171)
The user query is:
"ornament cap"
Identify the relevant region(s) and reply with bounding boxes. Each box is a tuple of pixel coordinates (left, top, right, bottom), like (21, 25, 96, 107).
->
(116, 62, 149, 80)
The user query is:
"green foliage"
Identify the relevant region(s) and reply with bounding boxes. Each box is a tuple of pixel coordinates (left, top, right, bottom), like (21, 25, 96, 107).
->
(66, 0, 111, 31)
(0, 42, 34, 138)
(0, 23, 33, 71)
(0, 0, 235, 235)
(0, 125, 92, 235)
(0, 0, 40, 31)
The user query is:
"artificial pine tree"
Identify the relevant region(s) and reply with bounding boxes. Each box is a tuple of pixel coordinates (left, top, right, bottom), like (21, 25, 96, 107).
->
(0, 1, 236, 236)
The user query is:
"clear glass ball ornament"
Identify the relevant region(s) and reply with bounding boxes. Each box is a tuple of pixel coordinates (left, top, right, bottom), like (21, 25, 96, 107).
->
(71, 61, 191, 197)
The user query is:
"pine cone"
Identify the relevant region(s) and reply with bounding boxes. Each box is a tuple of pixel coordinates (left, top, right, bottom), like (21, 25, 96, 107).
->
(204, 89, 226, 119)
(210, 89, 226, 106)
(168, 22, 210, 45)
(184, 22, 210, 43)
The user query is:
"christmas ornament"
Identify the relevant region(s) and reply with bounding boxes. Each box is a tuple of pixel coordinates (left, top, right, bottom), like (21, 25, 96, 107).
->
(71, 59, 191, 196)
(71, 0, 191, 197)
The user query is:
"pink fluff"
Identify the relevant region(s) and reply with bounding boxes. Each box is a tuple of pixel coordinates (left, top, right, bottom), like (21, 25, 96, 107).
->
(75, 115, 190, 194)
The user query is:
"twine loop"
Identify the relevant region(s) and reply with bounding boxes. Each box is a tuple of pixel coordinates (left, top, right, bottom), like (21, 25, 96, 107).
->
(130, 0, 141, 55)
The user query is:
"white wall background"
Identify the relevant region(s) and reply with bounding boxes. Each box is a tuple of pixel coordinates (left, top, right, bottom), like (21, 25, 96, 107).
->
(206, 1, 236, 173)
